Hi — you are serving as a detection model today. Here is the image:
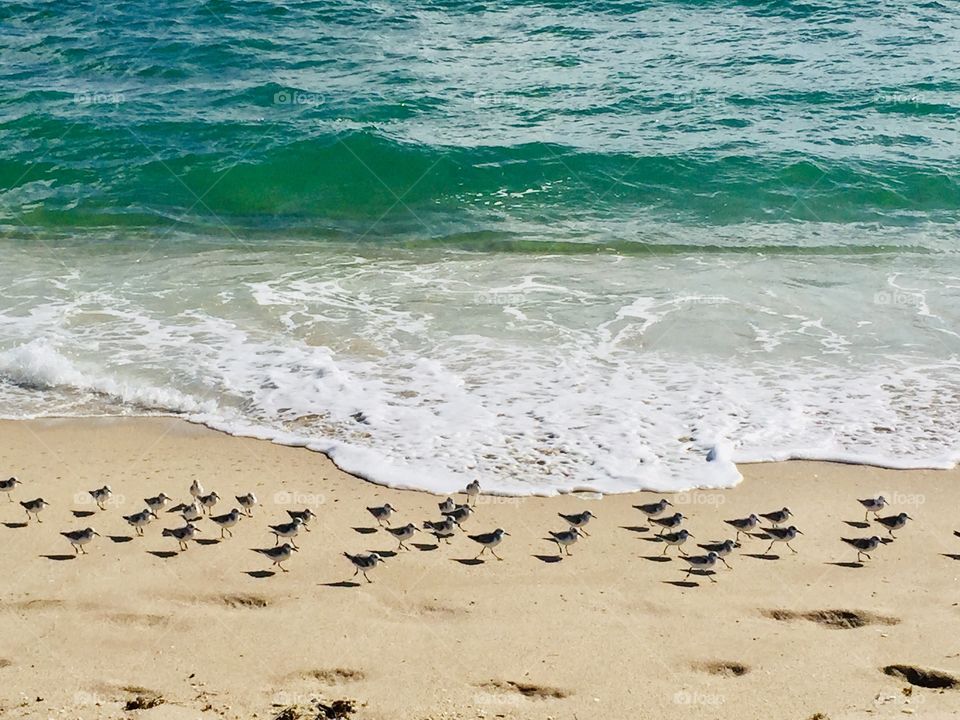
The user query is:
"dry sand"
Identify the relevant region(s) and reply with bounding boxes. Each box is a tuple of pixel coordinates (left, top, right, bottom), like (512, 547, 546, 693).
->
(0, 417, 959, 720)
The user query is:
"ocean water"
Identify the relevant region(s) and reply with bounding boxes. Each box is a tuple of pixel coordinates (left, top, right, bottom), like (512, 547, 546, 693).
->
(1, 0, 959, 494)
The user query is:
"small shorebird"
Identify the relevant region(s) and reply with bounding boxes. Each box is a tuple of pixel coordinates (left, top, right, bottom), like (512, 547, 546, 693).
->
(463, 480, 481, 506)
(858, 496, 888, 522)
(660, 529, 692, 555)
(696, 539, 735, 569)
(842, 535, 882, 562)
(443, 504, 474, 526)
(88, 485, 112, 511)
(634, 498, 672, 519)
(181, 500, 203, 523)
(61, 527, 100, 555)
(20, 497, 49, 522)
(874, 512, 912, 538)
(344, 552, 384, 582)
(144, 493, 171, 513)
(210, 508, 242, 538)
(0, 476, 21, 501)
(385, 523, 420, 550)
(760, 507, 792, 527)
(548, 527, 583, 556)
(468, 528, 509, 560)
(651, 512, 685, 535)
(268, 517, 303, 547)
(286, 508, 317, 530)
(198, 491, 220, 515)
(724, 514, 760, 541)
(438, 497, 456, 513)
(122, 509, 158, 536)
(162, 523, 201, 551)
(424, 517, 458, 544)
(236, 492, 257, 516)
(763, 525, 802, 554)
(683, 551, 719, 582)
(189, 480, 204, 499)
(255, 543, 298, 572)
(367, 503, 396, 527)
(558, 510, 596, 536)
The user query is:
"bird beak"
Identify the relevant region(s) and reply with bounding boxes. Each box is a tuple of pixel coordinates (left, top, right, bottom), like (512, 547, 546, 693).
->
(796, 530, 804, 535)
(94, 532, 101, 537)
(291, 546, 299, 552)
(504, 532, 511, 536)
(906, 515, 913, 520)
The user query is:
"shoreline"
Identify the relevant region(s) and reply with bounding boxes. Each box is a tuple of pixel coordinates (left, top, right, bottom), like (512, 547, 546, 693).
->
(1, 416, 959, 719)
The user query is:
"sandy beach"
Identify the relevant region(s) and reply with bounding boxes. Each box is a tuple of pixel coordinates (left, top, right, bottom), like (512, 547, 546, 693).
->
(0, 417, 958, 720)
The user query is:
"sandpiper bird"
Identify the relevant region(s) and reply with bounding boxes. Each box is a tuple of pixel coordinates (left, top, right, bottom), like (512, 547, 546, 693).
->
(760, 507, 792, 527)
(344, 552, 384, 582)
(438, 497, 456, 513)
(763, 525, 802, 554)
(88, 485, 112, 511)
(696, 539, 735, 569)
(210, 508, 242, 538)
(660, 529, 692, 555)
(443, 504, 474, 526)
(548, 527, 583, 556)
(181, 500, 203, 523)
(651, 512, 685, 535)
(858, 496, 888, 522)
(255, 543, 298, 572)
(144, 493, 171, 513)
(236, 492, 257, 517)
(724, 514, 760, 541)
(385, 523, 420, 550)
(874, 512, 912, 538)
(367, 503, 396, 527)
(198, 491, 220, 515)
(468, 528, 510, 560)
(189, 479, 204, 498)
(558, 510, 596, 536)
(423, 517, 458, 544)
(842, 535, 882, 562)
(162, 522, 202, 550)
(122, 508, 158, 536)
(0, 476, 21, 501)
(61, 527, 100, 554)
(634, 498, 672, 519)
(683, 552, 719, 582)
(20, 497, 49, 522)
(464, 480, 481, 506)
(286, 508, 317, 530)
(268, 517, 303, 547)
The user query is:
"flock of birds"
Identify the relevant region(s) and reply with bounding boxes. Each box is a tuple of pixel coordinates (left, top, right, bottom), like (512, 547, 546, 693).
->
(0, 474, 922, 583)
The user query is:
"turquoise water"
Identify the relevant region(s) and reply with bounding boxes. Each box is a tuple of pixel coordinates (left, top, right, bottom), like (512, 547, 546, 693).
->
(1, 1, 959, 493)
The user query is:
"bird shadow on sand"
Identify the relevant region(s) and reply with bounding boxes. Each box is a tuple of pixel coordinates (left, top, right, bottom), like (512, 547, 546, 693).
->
(953, 531, 960, 539)
(147, 550, 178, 559)
(879, 537, 895, 545)
(41, 554, 76, 561)
(453, 558, 485, 566)
(72, 510, 96, 518)
(827, 561, 864, 569)
(352, 526, 378, 535)
(663, 580, 699, 588)
(641, 537, 665, 543)
(3, 522, 28, 529)
(108, 535, 133, 543)
(843, 520, 870, 529)
(413, 543, 439, 551)
(323, 580, 361, 588)
(533, 554, 563, 564)
(620, 525, 649, 534)
(196, 538, 221, 546)
(168, 504, 188, 513)
(941, 553, 960, 561)
(743, 553, 780, 560)
(641, 555, 672, 563)
(369, 549, 397, 558)
(245, 570, 275, 579)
